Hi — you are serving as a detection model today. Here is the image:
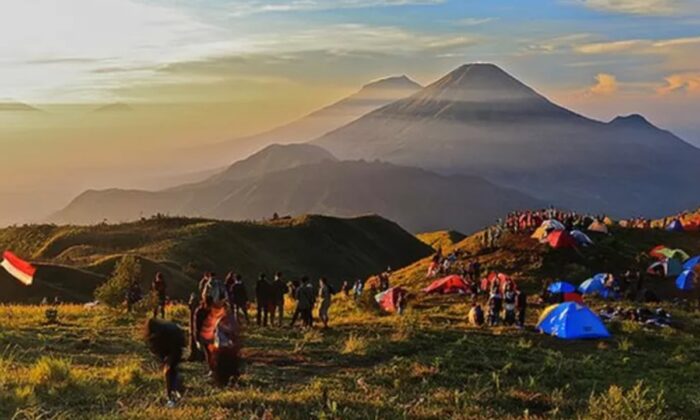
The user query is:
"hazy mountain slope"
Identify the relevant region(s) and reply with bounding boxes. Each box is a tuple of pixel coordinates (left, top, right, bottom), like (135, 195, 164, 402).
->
(53, 159, 543, 233)
(0, 215, 431, 303)
(179, 75, 422, 168)
(314, 63, 700, 217)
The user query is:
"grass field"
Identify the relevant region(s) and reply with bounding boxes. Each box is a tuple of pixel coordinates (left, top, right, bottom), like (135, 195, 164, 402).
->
(1, 294, 698, 419)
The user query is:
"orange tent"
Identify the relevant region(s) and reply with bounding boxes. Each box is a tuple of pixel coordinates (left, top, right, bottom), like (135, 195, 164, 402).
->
(423, 275, 470, 294)
(547, 230, 577, 249)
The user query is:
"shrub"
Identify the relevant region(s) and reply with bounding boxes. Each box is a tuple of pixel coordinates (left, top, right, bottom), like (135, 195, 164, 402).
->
(583, 381, 666, 420)
(94, 255, 143, 308)
(340, 333, 369, 355)
(27, 356, 74, 389)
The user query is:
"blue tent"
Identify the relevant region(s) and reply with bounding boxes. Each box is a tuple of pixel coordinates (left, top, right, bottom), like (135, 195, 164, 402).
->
(683, 256, 700, 270)
(548, 281, 576, 294)
(578, 277, 605, 294)
(667, 220, 684, 232)
(537, 302, 611, 339)
(676, 270, 695, 291)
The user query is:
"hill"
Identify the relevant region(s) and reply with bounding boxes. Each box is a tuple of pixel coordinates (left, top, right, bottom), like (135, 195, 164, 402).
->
(393, 223, 700, 299)
(314, 63, 700, 217)
(0, 215, 432, 303)
(0, 101, 40, 112)
(416, 230, 466, 250)
(51, 159, 543, 233)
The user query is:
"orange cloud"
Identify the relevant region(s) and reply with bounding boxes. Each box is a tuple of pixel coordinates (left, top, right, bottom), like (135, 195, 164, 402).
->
(589, 73, 619, 95)
(657, 73, 700, 95)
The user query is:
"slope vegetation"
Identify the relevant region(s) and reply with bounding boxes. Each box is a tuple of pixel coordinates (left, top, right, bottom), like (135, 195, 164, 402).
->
(0, 215, 432, 303)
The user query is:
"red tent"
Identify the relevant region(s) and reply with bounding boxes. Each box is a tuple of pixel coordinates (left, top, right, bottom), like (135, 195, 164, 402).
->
(423, 275, 469, 294)
(481, 272, 517, 293)
(563, 292, 584, 303)
(547, 230, 577, 249)
(375, 287, 407, 313)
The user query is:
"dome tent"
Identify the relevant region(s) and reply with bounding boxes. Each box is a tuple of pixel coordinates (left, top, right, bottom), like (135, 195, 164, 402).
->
(537, 302, 610, 340)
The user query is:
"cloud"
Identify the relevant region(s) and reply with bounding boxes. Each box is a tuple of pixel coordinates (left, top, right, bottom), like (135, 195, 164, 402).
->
(589, 73, 619, 95)
(227, 0, 445, 16)
(657, 72, 700, 94)
(454, 17, 496, 26)
(577, 0, 687, 15)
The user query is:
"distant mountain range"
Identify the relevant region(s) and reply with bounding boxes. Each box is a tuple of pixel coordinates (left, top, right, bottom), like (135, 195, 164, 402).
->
(52, 62, 700, 231)
(51, 143, 540, 232)
(315, 63, 700, 216)
(0, 101, 40, 112)
(178, 75, 422, 169)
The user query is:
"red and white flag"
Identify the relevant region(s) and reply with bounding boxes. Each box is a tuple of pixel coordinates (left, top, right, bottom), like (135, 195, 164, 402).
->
(1, 251, 36, 286)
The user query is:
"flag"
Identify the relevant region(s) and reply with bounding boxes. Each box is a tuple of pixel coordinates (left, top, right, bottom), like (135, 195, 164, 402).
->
(1, 251, 36, 286)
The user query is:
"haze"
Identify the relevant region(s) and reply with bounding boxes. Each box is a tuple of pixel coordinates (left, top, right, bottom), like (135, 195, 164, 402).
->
(1, 0, 699, 224)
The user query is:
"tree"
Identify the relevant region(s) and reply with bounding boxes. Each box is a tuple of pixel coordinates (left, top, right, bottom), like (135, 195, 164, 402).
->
(95, 255, 143, 308)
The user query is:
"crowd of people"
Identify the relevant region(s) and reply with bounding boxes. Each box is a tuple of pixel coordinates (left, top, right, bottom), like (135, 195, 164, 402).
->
(503, 208, 609, 234)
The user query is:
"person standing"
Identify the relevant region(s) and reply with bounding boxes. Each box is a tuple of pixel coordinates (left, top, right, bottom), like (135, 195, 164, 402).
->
(270, 272, 288, 326)
(186, 293, 204, 362)
(318, 277, 332, 328)
(231, 274, 249, 323)
(255, 273, 271, 327)
(126, 281, 142, 313)
(516, 290, 527, 328)
(152, 272, 167, 319)
(503, 284, 516, 326)
(292, 276, 314, 328)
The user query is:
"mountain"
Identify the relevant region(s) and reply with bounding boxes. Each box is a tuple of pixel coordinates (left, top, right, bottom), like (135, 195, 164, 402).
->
(314, 63, 700, 217)
(0, 215, 432, 303)
(198, 143, 337, 184)
(178, 75, 422, 169)
(93, 102, 134, 113)
(51, 155, 542, 233)
(0, 101, 40, 112)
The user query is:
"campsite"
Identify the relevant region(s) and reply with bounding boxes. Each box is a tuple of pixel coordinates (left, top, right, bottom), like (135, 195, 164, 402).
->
(2, 211, 700, 419)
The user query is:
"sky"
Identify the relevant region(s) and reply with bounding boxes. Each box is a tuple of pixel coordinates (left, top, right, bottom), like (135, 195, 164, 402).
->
(0, 0, 698, 222)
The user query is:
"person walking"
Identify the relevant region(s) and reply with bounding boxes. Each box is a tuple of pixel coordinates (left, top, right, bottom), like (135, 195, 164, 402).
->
(318, 277, 332, 328)
(255, 273, 271, 327)
(152, 272, 167, 319)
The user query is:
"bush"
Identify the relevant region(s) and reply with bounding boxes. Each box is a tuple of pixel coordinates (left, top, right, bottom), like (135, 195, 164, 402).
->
(27, 356, 74, 389)
(583, 381, 666, 420)
(94, 255, 143, 308)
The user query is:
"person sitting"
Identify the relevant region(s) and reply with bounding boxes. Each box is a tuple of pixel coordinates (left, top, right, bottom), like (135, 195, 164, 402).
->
(468, 301, 484, 326)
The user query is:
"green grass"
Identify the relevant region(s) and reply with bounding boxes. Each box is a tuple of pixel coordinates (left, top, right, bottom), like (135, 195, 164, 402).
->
(0, 297, 697, 419)
(0, 215, 431, 303)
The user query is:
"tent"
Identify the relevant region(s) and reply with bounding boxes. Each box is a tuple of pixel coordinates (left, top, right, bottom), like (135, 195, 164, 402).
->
(683, 256, 700, 270)
(547, 230, 577, 249)
(667, 220, 685, 232)
(481, 272, 516, 293)
(423, 275, 469, 294)
(647, 259, 683, 278)
(541, 219, 565, 231)
(676, 270, 695, 291)
(375, 287, 407, 313)
(548, 281, 577, 294)
(537, 302, 611, 340)
(563, 292, 584, 303)
(587, 220, 609, 234)
(578, 276, 606, 295)
(570, 230, 594, 246)
(603, 217, 614, 226)
(531, 225, 550, 243)
(649, 246, 689, 262)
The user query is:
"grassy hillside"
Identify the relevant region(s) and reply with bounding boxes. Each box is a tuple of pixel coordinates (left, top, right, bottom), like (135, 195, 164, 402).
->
(395, 226, 700, 298)
(416, 230, 466, 250)
(0, 215, 432, 303)
(0, 298, 697, 418)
